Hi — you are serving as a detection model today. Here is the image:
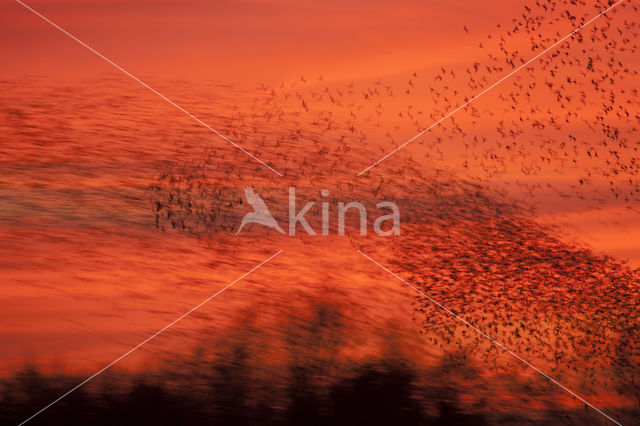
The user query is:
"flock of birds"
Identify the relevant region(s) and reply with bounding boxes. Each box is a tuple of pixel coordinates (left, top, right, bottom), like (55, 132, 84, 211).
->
(150, 0, 640, 232)
(359, 180, 640, 404)
(148, 0, 640, 415)
(154, 0, 638, 204)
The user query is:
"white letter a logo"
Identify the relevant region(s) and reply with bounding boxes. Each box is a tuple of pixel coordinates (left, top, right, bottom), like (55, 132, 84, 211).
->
(236, 187, 284, 235)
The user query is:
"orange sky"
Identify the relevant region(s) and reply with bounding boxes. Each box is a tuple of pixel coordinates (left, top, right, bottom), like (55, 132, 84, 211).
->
(1, 0, 638, 261)
(1, 2, 639, 424)
(1, 0, 526, 83)
(2, 0, 639, 260)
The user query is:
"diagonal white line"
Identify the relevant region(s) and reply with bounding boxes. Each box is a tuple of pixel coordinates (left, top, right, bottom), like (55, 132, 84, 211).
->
(15, 0, 283, 177)
(356, 249, 623, 426)
(356, 0, 626, 176)
(18, 249, 283, 426)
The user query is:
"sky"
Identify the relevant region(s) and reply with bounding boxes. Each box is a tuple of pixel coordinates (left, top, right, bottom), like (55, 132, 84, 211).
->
(1, 0, 638, 263)
(1, 2, 639, 423)
(1, 0, 526, 83)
